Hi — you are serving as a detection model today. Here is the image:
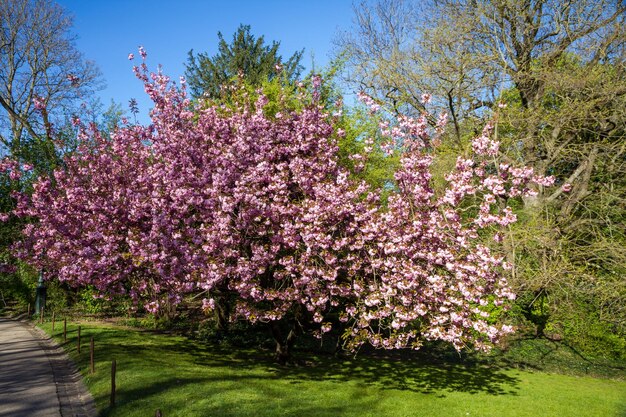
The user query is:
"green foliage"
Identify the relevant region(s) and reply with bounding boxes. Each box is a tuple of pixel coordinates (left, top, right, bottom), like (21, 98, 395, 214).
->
(122, 315, 164, 330)
(185, 24, 304, 99)
(495, 57, 626, 355)
(554, 299, 626, 361)
(336, 107, 399, 193)
(0, 260, 37, 308)
(76, 286, 108, 315)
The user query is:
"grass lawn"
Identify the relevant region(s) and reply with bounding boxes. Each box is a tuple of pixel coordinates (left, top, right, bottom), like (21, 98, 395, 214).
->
(38, 321, 626, 417)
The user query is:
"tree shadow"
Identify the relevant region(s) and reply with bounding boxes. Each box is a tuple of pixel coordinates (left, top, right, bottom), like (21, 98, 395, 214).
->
(96, 374, 381, 417)
(71, 326, 522, 417)
(269, 353, 519, 396)
(160, 339, 521, 397)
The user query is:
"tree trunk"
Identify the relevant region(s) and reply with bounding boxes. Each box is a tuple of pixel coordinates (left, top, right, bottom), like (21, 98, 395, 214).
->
(271, 321, 298, 365)
(214, 295, 231, 334)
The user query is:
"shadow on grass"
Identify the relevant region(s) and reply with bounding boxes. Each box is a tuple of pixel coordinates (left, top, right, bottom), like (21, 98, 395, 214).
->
(55, 325, 522, 417)
(95, 374, 382, 417)
(276, 357, 519, 396)
(89, 329, 520, 395)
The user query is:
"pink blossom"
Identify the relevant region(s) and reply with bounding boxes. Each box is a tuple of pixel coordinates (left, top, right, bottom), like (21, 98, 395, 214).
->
(66, 73, 80, 87)
(33, 96, 46, 111)
(311, 74, 322, 89)
(202, 298, 216, 312)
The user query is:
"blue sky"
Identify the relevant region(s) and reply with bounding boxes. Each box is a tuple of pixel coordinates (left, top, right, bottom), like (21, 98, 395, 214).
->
(56, 0, 355, 122)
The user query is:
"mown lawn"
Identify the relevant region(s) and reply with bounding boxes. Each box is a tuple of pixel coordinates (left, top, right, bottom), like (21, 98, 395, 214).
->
(38, 321, 626, 417)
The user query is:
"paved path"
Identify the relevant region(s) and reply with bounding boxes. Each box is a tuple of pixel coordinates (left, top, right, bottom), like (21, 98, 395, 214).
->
(0, 317, 96, 417)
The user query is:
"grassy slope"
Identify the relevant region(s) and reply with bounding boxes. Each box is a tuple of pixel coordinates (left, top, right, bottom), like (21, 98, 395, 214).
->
(38, 321, 626, 417)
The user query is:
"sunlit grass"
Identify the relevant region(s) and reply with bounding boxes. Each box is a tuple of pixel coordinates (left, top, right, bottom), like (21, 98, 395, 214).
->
(38, 321, 626, 417)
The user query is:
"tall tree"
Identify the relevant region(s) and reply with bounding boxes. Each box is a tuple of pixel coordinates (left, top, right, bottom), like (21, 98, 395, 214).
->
(0, 0, 102, 310)
(185, 24, 304, 99)
(0, 0, 101, 166)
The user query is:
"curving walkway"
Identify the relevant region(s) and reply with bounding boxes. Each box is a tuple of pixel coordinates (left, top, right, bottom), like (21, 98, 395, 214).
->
(0, 317, 96, 417)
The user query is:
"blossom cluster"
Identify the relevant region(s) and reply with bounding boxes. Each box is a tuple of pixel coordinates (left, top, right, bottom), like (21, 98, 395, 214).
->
(6, 51, 553, 352)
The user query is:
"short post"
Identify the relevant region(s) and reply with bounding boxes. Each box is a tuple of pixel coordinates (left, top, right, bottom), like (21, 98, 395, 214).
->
(52, 312, 56, 331)
(39, 307, 44, 324)
(90, 336, 95, 374)
(27, 303, 30, 317)
(110, 359, 116, 406)
(155, 410, 163, 417)
(77, 326, 81, 353)
(63, 318, 67, 342)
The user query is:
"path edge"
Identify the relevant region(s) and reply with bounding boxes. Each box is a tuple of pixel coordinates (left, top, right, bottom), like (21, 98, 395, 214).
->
(25, 319, 98, 417)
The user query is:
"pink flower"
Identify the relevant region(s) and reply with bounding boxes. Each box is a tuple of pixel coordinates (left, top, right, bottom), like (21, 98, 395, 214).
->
(202, 298, 216, 312)
(33, 96, 46, 111)
(66, 73, 80, 87)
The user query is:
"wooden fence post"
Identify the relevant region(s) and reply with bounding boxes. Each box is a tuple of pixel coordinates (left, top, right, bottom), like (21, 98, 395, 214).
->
(52, 312, 56, 331)
(110, 359, 116, 406)
(77, 325, 81, 353)
(63, 318, 67, 342)
(27, 303, 30, 317)
(155, 409, 163, 417)
(39, 307, 44, 324)
(90, 336, 95, 374)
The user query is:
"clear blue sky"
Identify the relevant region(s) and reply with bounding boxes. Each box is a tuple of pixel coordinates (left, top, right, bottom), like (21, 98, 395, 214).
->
(56, 0, 355, 122)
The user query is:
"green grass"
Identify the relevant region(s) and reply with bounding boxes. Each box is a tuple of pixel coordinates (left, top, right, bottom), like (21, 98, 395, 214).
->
(38, 321, 626, 417)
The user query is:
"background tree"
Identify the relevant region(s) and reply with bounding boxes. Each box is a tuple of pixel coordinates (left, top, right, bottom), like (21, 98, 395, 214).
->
(0, 0, 101, 166)
(185, 24, 304, 99)
(336, 0, 626, 357)
(0, 0, 102, 311)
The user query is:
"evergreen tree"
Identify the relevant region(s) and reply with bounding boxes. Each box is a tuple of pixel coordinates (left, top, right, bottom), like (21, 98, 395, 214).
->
(185, 24, 304, 99)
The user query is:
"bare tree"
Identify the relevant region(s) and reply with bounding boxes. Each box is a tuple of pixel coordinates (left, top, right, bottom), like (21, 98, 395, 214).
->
(336, 0, 502, 143)
(0, 0, 101, 162)
(336, 0, 625, 142)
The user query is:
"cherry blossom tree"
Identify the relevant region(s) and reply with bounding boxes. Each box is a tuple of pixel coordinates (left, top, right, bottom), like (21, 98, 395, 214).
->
(4, 49, 553, 361)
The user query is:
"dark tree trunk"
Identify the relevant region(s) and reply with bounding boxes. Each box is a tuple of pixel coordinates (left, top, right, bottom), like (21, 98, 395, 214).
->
(271, 321, 298, 365)
(214, 295, 231, 334)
